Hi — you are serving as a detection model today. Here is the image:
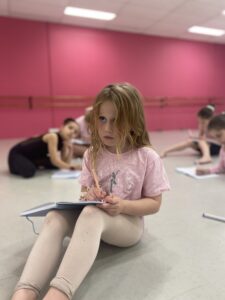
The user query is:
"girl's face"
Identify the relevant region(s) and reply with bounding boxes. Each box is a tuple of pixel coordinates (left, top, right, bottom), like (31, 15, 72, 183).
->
(97, 101, 120, 153)
(198, 117, 209, 129)
(61, 122, 80, 140)
(209, 129, 225, 145)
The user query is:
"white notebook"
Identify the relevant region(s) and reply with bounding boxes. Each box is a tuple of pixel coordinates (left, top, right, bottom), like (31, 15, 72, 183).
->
(21, 201, 103, 217)
(176, 166, 219, 179)
(51, 170, 81, 179)
(72, 138, 90, 146)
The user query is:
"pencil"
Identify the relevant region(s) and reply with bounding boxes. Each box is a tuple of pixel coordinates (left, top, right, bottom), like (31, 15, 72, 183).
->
(202, 212, 225, 223)
(91, 168, 100, 189)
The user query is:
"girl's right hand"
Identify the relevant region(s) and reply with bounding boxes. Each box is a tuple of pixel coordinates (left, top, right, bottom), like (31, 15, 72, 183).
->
(196, 168, 210, 176)
(85, 186, 107, 201)
(69, 164, 82, 171)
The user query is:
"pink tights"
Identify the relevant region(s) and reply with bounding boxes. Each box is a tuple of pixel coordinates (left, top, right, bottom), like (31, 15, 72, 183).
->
(14, 206, 143, 299)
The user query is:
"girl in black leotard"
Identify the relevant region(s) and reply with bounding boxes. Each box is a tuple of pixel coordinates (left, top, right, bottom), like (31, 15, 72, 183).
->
(8, 118, 81, 178)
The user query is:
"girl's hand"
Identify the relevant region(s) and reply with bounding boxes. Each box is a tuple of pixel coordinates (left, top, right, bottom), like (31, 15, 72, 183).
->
(97, 194, 124, 216)
(70, 164, 82, 171)
(196, 168, 210, 176)
(85, 186, 107, 201)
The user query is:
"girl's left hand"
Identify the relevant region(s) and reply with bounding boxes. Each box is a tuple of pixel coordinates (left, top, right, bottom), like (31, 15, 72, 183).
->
(97, 194, 124, 216)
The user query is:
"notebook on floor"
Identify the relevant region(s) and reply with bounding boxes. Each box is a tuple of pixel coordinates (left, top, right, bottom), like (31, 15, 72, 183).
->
(176, 166, 219, 179)
(51, 170, 81, 179)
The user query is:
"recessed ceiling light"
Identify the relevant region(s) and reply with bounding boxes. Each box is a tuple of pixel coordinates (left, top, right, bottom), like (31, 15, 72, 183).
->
(64, 7, 116, 21)
(188, 26, 225, 37)
(222, 10, 225, 15)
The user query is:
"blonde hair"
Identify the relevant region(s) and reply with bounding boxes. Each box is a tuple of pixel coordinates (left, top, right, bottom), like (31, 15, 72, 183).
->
(88, 83, 151, 166)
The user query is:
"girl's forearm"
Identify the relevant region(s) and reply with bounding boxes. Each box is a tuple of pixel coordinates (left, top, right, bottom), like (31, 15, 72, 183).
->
(121, 197, 161, 217)
(61, 148, 73, 163)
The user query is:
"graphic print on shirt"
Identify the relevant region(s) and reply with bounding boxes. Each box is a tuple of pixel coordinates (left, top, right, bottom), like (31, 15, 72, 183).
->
(109, 170, 120, 193)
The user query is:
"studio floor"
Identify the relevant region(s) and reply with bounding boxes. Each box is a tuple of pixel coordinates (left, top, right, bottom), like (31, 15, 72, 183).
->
(0, 130, 225, 300)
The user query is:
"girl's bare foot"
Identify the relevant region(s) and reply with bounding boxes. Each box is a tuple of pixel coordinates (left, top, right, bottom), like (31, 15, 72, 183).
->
(195, 157, 212, 164)
(11, 289, 37, 300)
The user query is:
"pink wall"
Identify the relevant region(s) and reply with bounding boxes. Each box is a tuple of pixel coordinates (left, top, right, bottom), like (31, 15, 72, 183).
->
(49, 24, 225, 97)
(0, 17, 225, 138)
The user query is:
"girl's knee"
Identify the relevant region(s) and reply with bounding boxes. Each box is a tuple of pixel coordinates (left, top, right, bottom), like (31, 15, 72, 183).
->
(80, 205, 102, 218)
(79, 206, 104, 226)
(44, 211, 72, 234)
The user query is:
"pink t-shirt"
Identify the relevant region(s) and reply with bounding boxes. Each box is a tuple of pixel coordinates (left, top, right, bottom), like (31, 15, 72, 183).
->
(80, 147, 170, 200)
(76, 115, 90, 141)
(210, 146, 225, 174)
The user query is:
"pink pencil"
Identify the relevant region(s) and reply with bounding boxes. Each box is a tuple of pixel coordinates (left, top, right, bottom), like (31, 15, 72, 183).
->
(91, 168, 100, 189)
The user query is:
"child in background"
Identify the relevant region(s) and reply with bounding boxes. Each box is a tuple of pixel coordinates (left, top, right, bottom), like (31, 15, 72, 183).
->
(76, 106, 92, 142)
(196, 113, 225, 176)
(73, 106, 93, 157)
(8, 118, 81, 178)
(12, 83, 170, 300)
(161, 105, 220, 164)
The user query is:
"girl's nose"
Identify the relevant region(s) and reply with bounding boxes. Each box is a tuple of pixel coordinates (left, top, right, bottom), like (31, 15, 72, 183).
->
(104, 121, 113, 132)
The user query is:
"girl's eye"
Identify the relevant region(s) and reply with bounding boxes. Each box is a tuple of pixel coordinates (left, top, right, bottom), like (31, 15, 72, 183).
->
(99, 116, 107, 123)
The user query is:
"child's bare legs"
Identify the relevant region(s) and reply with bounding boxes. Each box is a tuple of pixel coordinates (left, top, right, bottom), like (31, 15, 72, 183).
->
(12, 210, 77, 300)
(195, 140, 211, 164)
(160, 140, 194, 157)
(44, 206, 143, 300)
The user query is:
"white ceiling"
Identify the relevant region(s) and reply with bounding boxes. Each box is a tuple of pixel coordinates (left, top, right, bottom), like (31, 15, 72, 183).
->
(1, 0, 225, 44)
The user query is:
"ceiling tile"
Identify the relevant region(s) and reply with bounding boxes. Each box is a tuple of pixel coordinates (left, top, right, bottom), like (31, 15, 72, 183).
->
(195, 0, 225, 9)
(172, 0, 222, 18)
(127, 0, 186, 11)
(68, 0, 126, 13)
(9, 0, 64, 20)
(202, 15, 225, 28)
(10, 0, 68, 4)
(118, 3, 168, 19)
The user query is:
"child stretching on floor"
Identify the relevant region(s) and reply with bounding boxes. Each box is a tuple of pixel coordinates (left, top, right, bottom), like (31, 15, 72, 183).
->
(11, 83, 170, 300)
(8, 118, 81, 178)
(161, 105, 220, 164)
(196, 113, 225, 176)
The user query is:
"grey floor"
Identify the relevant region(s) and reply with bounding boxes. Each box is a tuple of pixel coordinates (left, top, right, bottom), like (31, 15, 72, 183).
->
(0, 130, 225, 300)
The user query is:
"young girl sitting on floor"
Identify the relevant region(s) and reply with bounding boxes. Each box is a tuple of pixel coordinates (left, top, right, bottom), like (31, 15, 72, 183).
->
(161, 105, 220, 164)
(196, 113, 225, 176)
(11, 83, 170, 300)
(8, 118, 81, 178)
